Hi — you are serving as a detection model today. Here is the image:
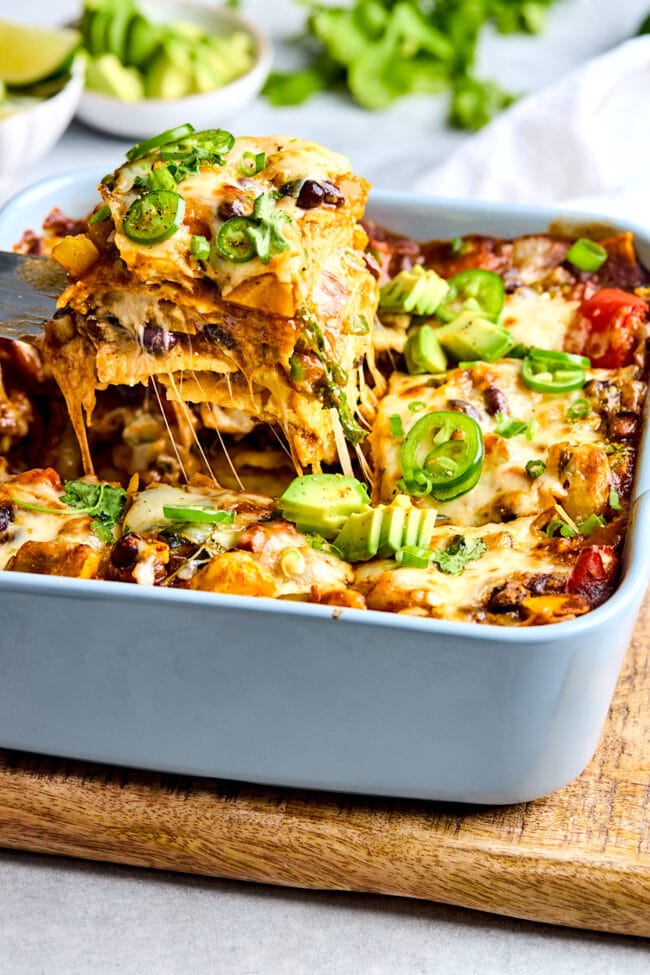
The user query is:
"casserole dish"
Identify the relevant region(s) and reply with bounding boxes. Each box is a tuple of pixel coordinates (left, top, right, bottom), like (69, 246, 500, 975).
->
(0, 171, 649, 804)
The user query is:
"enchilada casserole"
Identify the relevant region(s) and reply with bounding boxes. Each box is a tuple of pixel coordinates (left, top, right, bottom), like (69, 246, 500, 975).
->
(4, 125, 649, 626)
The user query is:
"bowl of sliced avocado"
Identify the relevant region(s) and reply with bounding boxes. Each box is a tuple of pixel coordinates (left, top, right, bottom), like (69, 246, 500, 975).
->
(75, 0, 271, 138)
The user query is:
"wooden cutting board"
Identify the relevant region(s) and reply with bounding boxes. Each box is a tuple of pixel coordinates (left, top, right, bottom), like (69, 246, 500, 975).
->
(1, 593, 649, 938)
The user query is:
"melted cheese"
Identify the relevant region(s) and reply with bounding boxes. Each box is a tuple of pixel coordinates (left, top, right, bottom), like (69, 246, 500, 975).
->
(355, 517, 569, 620)
(0, 473, 102, 570)
(372, 360, 636, 526)
(502, 292, 580, 350)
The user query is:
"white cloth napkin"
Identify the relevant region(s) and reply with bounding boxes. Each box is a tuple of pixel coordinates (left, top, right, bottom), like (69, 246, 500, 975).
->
(412, 35, 650, 229)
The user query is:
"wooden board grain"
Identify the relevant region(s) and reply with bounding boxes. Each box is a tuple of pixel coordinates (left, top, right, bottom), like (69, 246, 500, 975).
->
(1, 594, 649, 937)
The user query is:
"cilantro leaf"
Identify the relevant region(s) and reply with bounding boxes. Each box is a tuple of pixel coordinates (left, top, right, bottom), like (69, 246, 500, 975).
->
(263, 0, 558, 129)
(429, 534, 487, 575)
(60, 480, 127, 543)
(245, 192, 292, 265)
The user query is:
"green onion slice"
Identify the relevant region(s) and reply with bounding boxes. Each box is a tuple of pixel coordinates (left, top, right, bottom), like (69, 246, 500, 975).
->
(568, 398, 592, 420)
(126, 123, 195, 162)
(389, 414, 404, 437)
(566, 238, 608, 273)
(609, 487, 621, 510)
(238, 151, 266, 176)
(525, 459, 546, 479)
(122, 190, 185, 245)
(162, 504, 235, 524)
(395, 545, 432, 568)
(88, 203, 111, 225)
(190, 235, 211, 260)
(408, 401, 427, 413)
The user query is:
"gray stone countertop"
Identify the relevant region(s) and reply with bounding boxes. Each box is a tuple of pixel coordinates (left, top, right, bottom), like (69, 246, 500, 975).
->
(2, 0, 649, 971)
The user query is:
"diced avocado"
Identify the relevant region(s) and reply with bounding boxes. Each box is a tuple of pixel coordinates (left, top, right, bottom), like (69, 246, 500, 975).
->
(168, 19, 205, 42)
(380, 265, 450, 317)
(145, 45, 193, 99)
(125, 13, 161, 68)
(404, 324, 447, 374)
(85, 53, 144, 101)
(333, 508, 384, 562)
(105, 4, 135, 63)
(403, 507, 426, 549)
(416, 508, 437, 549)
(87, 8, 112, 58)
(435, 311, 513, 363)
(279, 474, 370, 540)
(377, 499, 409, 557)
(190, 49, 225, 94)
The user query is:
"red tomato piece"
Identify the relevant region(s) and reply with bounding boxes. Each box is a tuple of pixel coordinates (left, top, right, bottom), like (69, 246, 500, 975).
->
(566, 545, 618, 607)
(579, 288, 648, 368)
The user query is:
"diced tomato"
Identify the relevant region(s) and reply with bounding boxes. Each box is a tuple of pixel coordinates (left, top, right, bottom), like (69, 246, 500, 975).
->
(566, 545, 618, 607)
(579, 288, 648, 368)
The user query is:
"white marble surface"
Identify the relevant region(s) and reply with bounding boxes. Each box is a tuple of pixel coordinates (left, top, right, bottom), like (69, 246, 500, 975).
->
(2, 1, 650, 972)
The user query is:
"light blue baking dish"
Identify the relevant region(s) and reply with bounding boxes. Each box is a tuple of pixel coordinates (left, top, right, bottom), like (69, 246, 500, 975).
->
(0, 170, 648, 804)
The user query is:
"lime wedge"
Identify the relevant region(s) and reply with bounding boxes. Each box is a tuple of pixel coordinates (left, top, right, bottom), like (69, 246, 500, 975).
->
(0, 20, 80, 86)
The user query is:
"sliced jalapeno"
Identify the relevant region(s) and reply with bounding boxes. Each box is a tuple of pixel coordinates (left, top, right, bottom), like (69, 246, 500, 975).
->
(160, 128, 235, 161)
(126, 124, 195, 162)
(436, 269, 505, 324)
(521, 348, 588, 393)
(214, 217, 256, 263)
(122, 190, 185, 245)
(400, 410, 484, 501)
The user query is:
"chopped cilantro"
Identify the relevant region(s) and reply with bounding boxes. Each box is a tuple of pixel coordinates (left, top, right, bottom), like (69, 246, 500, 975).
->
(494, 413, 528, 438)
(246, 191, 292, 265)
(299, 310, 368, 445)
(609, 487, 621, 511)
(429, 534, 487, 575)
(61, 480, 127, 543)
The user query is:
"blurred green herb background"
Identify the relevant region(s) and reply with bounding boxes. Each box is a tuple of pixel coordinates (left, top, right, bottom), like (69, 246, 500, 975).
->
(263, 0, 565, 130)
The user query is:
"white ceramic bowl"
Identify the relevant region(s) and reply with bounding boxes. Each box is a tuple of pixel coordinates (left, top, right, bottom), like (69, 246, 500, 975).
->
(75, 0, 271, 139)
(0, 59, 84, 199)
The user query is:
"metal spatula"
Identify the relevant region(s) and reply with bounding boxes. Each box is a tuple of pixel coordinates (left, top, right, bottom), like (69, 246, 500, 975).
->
(0, 250, 68, 340)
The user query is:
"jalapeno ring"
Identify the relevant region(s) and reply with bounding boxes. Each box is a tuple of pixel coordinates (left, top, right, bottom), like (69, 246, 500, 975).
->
(400, 410, 484, 501)
(122, 190, 185, 245)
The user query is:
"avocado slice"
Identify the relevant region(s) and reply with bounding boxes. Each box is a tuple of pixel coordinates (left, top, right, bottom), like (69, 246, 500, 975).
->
(279, 474, 370, 540)
(435, 311, 513, 363)
(377, 503, 408, 558)
(125, 13, 161, 67)
(190, 48, 226, 93)
(333, 508, 384, 562)
(85, 53, 144, 101)
(145, 45, 193, 99)
(105, 4, 134, 64)
(87, 8, 112, 58)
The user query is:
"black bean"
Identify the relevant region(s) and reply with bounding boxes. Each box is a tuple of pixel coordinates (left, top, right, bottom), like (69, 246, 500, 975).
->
(296, 180, 325, 210)
(320, 180, 345, 207)
(483, 386, 509, 416)
(0, 502, 14, 542)
(110, 532, 141, 568)
(140, 324, 178, 355)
